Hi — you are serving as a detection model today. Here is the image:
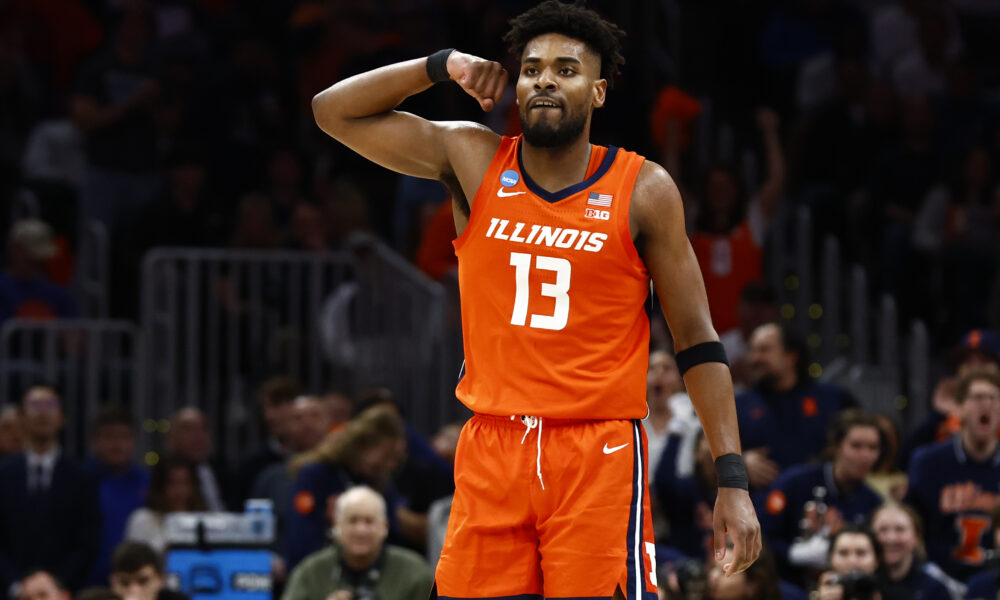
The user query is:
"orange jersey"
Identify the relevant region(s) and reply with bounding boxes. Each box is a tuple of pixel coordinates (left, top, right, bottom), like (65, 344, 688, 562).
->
(453, 135, 650, 420)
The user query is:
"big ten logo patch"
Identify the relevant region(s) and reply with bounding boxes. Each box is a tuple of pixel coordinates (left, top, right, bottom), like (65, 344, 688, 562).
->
(585, 208, 610, 221)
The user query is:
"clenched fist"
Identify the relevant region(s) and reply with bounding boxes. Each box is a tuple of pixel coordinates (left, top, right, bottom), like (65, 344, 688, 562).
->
(446, 51, 508, 112)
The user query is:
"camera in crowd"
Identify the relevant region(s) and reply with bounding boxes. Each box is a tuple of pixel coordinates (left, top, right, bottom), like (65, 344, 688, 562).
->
(663, 559, 708, 600)
(827, 570, 879, 600)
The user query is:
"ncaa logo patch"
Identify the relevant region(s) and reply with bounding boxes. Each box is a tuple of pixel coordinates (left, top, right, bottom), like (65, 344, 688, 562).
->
(500, 170, 519, 187)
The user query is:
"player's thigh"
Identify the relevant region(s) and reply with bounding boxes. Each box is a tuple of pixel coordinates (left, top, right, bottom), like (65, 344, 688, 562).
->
(538, 419, 658, 599)
(435, 416, 543, 597)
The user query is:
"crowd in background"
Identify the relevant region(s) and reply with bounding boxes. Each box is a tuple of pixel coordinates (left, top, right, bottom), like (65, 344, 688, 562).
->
(2, 0, 1000, 599)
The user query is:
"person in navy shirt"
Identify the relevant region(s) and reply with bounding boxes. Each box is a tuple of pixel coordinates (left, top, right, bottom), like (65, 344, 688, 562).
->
(0, 220, 78, 326)
(760, 409, 883, 582)
(871, 503, 959, 600)
(736, 323, 856, 493)
(653, 431, 716, 560)
(965, 503, 1000, 600)
(906, 369, 1000, 582)
(82, 406, 150, 586)
(284, 404, 406, 571)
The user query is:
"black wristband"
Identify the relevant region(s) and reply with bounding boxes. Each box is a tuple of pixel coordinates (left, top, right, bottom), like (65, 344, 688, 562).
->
(675, 341, 729, 376)
(715, 454, 749, 490)
(426, 48, 455, 84)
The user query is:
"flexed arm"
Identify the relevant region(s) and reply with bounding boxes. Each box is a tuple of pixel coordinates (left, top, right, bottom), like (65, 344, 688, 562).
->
(311, 51, 508, 182)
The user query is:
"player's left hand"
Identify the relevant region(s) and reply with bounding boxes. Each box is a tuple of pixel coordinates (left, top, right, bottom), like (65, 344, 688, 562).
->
(713, 487, 762, 576)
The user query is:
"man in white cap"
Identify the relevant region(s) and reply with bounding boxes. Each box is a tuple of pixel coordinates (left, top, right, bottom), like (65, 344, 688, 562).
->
(0, 219, 78, 324)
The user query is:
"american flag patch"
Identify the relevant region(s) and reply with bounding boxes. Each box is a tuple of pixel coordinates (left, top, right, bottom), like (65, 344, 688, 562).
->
(587, 192, 613, 207)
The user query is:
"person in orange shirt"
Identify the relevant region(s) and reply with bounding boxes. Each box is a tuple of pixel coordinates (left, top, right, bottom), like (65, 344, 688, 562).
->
(310, 2, 760, 598)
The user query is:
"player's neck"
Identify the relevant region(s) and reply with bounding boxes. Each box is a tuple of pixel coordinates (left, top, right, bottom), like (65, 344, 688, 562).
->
(520, 134, 593, 193)
(961, 430, 998, 462)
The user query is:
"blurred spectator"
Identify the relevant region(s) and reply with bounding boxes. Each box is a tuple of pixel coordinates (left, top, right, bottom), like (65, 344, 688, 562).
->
(286, 203, 328, 252)
(814, 526, 882, 600)
(234, 376, 303, 506)
(16, 571, 69, 600)
(644, 349, 698, 482)
(70, 1, 162, 236)
(0, 386, 100, 594)
(430, 422, 462, 467)
(83, 406, 150, 586)
(866, 415, 906, 503)
(870, 503, 959, 600)
(251, 394, 335, 566)
(719, 282, 778, 391)
(0, 219, 78, 324)
(688, 109, 784, 334)
(737, 322, 856, 487)
(124, 456, 205, 553)
(906, 369, 1000, 581)
(231, 194, 280, 250)
(285, 404, 406, 571)
(282, 485, 433, 600)
(413, 197, 458, 281)
(901, 329, 1000, 467)
(705, 547, 784, 600)
(653, 431, 717, 561)
(323, 392, 353, 429)
(0, 405, 24, 459)
(964, 502, 1000, 599)
(108, 541, 187, 600)
(165, 407, 225, 511)
(761, 410, 883, 580)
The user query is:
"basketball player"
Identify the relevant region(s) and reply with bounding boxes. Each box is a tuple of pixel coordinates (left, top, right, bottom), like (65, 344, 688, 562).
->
(311, 2, 760, 598)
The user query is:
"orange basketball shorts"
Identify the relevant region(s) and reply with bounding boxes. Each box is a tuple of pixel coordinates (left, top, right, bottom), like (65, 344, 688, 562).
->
(435, 414, 659, 599)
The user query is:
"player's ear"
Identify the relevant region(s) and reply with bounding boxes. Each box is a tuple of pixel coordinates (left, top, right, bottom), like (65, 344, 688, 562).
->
(592, 78, 607, 109)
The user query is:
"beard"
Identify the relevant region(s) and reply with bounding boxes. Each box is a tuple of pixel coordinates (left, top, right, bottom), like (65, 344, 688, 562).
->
(519, 107, 588, 148)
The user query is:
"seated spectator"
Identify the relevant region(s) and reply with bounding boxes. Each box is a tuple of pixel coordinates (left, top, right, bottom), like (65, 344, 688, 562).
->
(285, 405, 406, 571)
(124, 456, 205, 554)
(84, 406, 151, 586)
(737, 322, 856, 490)
(705, 547, 785, 600)
(282, 486, 433, 600)
(870, 503, 959, 600)
(965, 502, 1000, 599)
(653, 431, 717, 561)
(0, 220, 78, 325)
(165, 407, 226, 511)
(906, 369, 1000, 582)
(866, 415, 907, 502)
(352, 390, 454, 551)
(814, 526, 882, 600)
(234, 376, 303, 506)
(17, 571, 70, 600)
(109, 542, 188, 600)
(252, 395, 334, 566)
(643, 349, 698, 482)
(0, 386, 100, 594)
(901, 329, 1000, 468)
(762, 410, 883, 580)
(719, 282, 778, 392)
(323, 392, 353, 429)
(0, 405, 24, 459)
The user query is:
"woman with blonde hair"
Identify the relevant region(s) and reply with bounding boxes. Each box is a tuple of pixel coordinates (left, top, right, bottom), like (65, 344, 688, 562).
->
(870, 503, 958, 600)
(283, 404, 405, 571)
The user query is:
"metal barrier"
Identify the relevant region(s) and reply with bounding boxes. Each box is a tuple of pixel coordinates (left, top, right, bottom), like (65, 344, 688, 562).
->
(77, 220, 110, 318)
(0, 318, 142, 457)
(140, 243, 449, 467)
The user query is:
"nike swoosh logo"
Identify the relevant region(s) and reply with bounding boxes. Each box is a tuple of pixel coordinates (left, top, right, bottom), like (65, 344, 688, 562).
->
(497, 188, 525, 197)
(603, 442, 630, 455)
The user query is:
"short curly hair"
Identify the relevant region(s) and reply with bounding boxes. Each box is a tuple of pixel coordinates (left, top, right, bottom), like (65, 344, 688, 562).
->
(503, 0, 626, 86)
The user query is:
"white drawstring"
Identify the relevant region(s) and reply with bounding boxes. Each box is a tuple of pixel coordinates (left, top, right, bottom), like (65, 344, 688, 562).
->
(514, 415, 545, 490)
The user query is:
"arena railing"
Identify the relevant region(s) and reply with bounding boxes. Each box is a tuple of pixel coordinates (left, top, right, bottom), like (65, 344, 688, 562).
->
(0, 318, 142, 458)
(771, 207, 932, 436)
(139, 242, 450, 468)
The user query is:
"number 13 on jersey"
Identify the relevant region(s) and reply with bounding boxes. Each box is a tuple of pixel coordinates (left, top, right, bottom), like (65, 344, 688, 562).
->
(509, 251, 571, 331)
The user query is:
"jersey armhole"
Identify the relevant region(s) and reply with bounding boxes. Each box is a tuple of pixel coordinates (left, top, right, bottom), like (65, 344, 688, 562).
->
(616, 155, 650, 274)
(453, 136, 517, 252)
